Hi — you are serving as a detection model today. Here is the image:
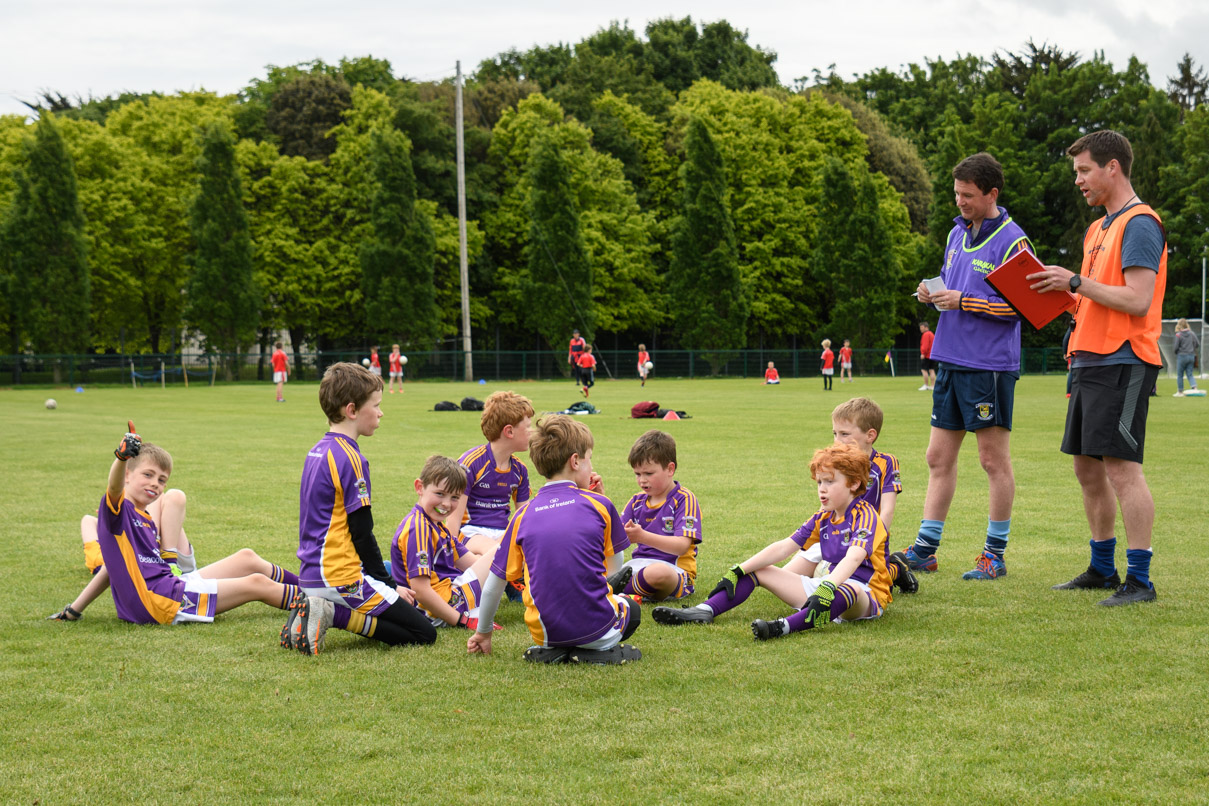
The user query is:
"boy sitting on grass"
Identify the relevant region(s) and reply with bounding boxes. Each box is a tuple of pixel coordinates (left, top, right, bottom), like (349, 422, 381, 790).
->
(286, 362, 436, 655)
(467, 415, 640, 664)
(392, 455, 501, 631)
(607, 430, 702, 604)
(70, 422, 301, 627)
(782, 397, 916, 594)
(50, 485, 299, 622)
(653, 444, 897, 640)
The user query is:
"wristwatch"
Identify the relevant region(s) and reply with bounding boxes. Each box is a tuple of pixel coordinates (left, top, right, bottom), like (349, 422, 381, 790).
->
(1069, 275, 1083, 293)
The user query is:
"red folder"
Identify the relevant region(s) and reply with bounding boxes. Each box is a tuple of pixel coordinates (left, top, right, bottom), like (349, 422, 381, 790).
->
(985, 250, 1076, 330)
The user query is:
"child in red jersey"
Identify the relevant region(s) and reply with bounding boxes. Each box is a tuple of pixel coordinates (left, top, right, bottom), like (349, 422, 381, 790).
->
(368, 345, 382, 378)
(839, 339, 853, 383)
(271, 341, 289, 401)
(763, 361, 780, 385)
(577, 345, 597, 398)
(820, 339, 835, 390)
(388, 343, 404, 393)
(637, 344, 651, 387)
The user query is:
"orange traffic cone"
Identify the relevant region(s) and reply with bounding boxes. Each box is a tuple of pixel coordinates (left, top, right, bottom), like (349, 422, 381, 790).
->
(662, 410, 680, 421)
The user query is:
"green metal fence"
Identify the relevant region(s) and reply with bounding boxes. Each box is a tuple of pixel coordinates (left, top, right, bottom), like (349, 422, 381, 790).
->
(0, 347, 1076, 387)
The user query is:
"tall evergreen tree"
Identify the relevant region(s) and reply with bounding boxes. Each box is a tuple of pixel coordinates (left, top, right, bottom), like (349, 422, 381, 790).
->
(360, 126, 439, 349)
(668, 117, 747, 363)
(3, 114, 91, 368)
(186, 122, 258, 376)
(524, 132, 592, 352)
(811, 157, 903, 349)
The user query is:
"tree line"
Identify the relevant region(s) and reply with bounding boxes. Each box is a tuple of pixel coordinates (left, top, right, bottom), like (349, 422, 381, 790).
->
(2, 19, 1206, 373)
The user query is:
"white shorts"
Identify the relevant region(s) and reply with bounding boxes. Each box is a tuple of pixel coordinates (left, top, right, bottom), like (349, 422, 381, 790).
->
(273, 371, 287, 384)
(428, 567, 482, 627)
(461, 525, 506, 542)
(841, 362, 852, 369)
(766, 379, 780, 385)
(304, 574, 399, 618)
(637, 363, 648, 378)
(822, 368, 834, 376)
(173, 572, 219, 624)
(390, 371, 403, 379)
(619, 558, 693, 600)
(369, 366, 382, 376)
(798, 575, 880, 622)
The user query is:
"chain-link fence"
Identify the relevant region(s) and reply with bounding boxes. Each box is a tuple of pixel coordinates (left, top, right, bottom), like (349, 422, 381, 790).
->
(0, 347, 1080, 386)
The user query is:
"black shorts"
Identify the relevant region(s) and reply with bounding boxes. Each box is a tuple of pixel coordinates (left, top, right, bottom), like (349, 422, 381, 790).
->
(920, 358, 938, 371)
(931, 366, 1016, 432)
(1062, 364, 1158, 463)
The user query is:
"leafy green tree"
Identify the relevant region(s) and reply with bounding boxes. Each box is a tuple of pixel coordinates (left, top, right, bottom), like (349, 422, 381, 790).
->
(2, 114, 90, 370)
(267, 73, 353, 161)
(1167, 53, 1208, 119)
(360, 126, 440, 349)
(668, 117, 746, 361)
(810, 157, 903, 348)
(525, 133, 592, 350)
(186, 122, 258, 375)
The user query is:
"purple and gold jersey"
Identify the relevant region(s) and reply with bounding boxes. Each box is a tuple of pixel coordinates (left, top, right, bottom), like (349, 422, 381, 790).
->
(391, 504, 469, 603)
(864, 449, 902, 514)
(95, 492, 185, 624)
(621, 481, 701, 580)
(791, 498, 893, 606)
(297, 432, 372, 588)
(458, 443, 530, 531)
(493, 480, 629, 646)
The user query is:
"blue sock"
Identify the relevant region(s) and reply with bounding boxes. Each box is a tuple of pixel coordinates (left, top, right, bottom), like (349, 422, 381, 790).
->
(985, 519, 1010, 557)
(1125, 548, 1153, 588)
(1089, 538, 1116, 577)
(913, 520, 944, 558)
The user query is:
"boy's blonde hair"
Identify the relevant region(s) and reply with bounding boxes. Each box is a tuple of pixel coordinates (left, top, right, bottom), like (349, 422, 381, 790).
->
(319, 362, 382, 424)
(628, 430, 676, 469)
(481, 391, 535, 441)
(419, 455, 467, 495)
(529, 414, 593, 478)
(822, 338, 832, 348)
(809, 444, 869, 497)
(129, 443, 173, 476)
(831, 397, 884, 436)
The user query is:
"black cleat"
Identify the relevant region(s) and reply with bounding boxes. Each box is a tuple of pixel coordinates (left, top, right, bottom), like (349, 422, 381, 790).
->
(1098, 576, 1157, 606)
(607, 565, 633, 595)
(751, 618, 787, 641)
(1053, 566, 1121, 590)
(567, 644, 642, 665)
(652, 605, 713, 625)
(888, 552, 919, 594)
(523, 645, 571, 664)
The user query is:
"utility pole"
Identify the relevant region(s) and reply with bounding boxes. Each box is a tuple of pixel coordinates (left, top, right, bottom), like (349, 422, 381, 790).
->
(456, 60, 473, 382)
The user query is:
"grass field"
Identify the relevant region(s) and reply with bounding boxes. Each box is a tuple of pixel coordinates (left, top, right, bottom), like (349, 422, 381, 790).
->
(3, 373, 1206, 804)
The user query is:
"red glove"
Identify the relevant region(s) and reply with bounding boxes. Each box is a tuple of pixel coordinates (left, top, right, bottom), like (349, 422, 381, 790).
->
(464, 616, 503, 631)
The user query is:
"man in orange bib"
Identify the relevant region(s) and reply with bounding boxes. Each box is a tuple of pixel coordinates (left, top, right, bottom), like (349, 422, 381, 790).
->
(1028, 130, 1165, 607)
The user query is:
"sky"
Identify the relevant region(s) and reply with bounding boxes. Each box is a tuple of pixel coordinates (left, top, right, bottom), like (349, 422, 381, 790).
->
(2, 0, 1207, 118)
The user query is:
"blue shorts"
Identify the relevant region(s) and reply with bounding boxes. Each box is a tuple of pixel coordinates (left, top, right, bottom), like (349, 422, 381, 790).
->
(931, 366, 1017, 432)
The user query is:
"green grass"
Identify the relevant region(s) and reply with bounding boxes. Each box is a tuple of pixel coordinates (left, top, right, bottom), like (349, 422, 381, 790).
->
(3, 374, 1206, 804)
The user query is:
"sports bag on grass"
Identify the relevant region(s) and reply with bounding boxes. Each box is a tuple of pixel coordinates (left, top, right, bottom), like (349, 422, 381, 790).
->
(631, 401, 659, 418)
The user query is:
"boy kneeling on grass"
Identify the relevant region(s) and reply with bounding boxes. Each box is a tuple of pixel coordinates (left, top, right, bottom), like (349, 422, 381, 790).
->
(467, 415, 641, 664)
(69, 422, 301, 627)
(653, 444, 896, 640)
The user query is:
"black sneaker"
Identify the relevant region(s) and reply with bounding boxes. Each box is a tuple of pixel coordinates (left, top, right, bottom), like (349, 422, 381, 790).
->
(751, 618, 787, 641)
(607, 566, 633, 596)
(1098, 576, 1157, 606)
(652, 605, 713, 625)
(888, 552, 919, 594)
(567, 644, 642, 665)
(1052, 566, 1121, 590)
(523, 646, 571, 664)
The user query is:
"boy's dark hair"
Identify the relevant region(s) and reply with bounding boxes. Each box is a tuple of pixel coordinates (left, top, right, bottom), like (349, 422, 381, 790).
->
(1067, 130, 1133, 178)
(480, 391, 534, 441)
(832, 397, 884, 436)
(419, 455, 467, 495)
(129, 443, 173, 476)
(529, 414, 593, 478)
(319, 362, 382, 424)
(628, 429, 676, 469)
(809, 444, 870, 497)
(274, 341, 282, 349)
(952, 152, 1004, 195)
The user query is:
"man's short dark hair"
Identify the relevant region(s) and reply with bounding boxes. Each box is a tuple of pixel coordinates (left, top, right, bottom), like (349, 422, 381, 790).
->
(952, 152, 1004, 195)
(1067, 130, 1133, 178)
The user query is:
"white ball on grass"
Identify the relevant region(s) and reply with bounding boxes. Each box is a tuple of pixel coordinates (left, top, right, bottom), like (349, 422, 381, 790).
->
(362, 358, 371, 367)
(45, 398, 57, 409)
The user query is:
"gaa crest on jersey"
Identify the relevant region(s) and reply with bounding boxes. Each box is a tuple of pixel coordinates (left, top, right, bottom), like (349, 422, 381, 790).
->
(976, 402, 993, 421)
(946, 247, 958, 270)
(685, 516, 696, 531)
(855, 528, 871, 547)
(839, 528, 852, 547)
(181, 594, 196, 610)
(416, 551, 429, 570)
(357, 477, 369, 498)
(662, 516, 675, 534)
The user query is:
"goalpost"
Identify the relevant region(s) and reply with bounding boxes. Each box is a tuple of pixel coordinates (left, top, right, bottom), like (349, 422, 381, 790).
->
(1157, 318, 1206, 379)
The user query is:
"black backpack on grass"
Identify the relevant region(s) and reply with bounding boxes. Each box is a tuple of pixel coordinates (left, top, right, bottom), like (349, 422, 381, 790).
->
(460, 397, 485, 411)
(434, 401, 460, 411)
